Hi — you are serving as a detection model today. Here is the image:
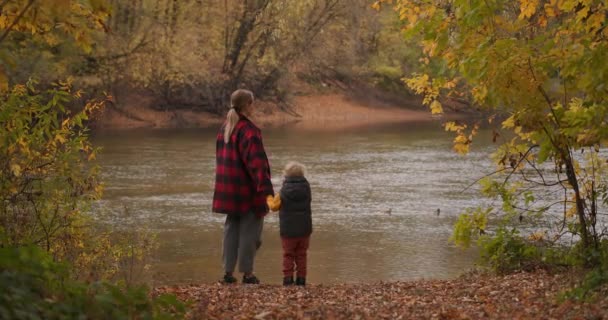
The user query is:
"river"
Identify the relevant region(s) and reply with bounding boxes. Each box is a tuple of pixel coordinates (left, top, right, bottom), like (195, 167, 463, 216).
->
(93, 121, 497, 285)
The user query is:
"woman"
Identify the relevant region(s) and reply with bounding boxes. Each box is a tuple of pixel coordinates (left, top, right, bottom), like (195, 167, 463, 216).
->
(212, 89, 274, 284)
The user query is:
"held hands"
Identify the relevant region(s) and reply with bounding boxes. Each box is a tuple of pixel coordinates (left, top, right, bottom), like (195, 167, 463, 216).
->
(266, 194, 281, 212)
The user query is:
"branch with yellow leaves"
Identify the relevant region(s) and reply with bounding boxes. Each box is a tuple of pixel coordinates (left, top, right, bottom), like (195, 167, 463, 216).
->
(0, 0, 36, 44)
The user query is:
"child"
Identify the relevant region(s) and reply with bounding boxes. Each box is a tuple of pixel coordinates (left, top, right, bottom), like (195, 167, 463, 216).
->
(267, 161, 312, 286)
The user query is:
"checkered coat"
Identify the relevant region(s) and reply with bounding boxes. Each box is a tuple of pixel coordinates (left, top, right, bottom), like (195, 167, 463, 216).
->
(212, 116, 274, 217)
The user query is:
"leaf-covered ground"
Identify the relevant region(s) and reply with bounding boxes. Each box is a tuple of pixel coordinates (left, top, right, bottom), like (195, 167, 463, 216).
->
(155, 270, 607, 319)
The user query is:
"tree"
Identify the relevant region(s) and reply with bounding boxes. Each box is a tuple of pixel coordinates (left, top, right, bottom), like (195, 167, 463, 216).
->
(0, 0, 110, 87)
(377, 0, 608, 262)
(96, 0, 374, 113)
(0, 1, 143, 280)
(0, 79, 106, 263)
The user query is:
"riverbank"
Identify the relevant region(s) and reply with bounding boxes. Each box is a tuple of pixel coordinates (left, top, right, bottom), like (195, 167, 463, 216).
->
(93, 93, 455, 131)
(154, 270, 607, 319)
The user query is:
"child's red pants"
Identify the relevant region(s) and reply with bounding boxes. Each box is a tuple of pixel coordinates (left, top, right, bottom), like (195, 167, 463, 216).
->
(281, 236, 310, 277)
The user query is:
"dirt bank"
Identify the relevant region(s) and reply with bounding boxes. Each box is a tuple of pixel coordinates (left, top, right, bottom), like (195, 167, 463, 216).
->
(154, 270, 606, 319)
(255, 94, 436, 130)
(93, 93, 444, 131)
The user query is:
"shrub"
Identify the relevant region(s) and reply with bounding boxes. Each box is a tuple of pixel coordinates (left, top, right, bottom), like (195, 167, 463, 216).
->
(0, 246, 186, 320)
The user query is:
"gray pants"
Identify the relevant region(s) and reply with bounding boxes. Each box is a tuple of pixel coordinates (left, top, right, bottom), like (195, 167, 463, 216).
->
(222, 212, 264, 274)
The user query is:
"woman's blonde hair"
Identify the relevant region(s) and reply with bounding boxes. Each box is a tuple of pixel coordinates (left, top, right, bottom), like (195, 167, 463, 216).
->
(224, 89, 254, 143)
(283, 161, 306, 177)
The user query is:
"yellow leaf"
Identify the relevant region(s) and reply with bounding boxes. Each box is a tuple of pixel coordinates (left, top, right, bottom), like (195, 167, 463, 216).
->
(55, 134, 66, 144)
(514, 126, 523, 134)
(544, 3, 556, 17)
(576, 6, 589, 22)
(445, 121, 456, 131)
(405, 74, 430, 95)
(453, 133, 471, 154)
(502, 115, 516, 129)
(10, 164, 22, 177)
(453, 142, 470, 154)
(529, 231, 546, 241)
(0, 15, 7, 29)
(519, 0, 539, 20)
(421, 40, 438, 57)
(444, 121, 466, 132)
(558, 0, 579, 12)
(454, 134, 469, 144)
(568, 97, 583, 111)
(471, 85, 488, 103)
(565, 205, 577, 218)
(430, 100, 444, 115)
(587, 12, 605, 31)
(443, 79, 458, 89)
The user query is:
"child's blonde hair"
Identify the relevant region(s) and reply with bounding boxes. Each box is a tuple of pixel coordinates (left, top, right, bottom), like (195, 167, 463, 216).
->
(283, 161, 306, 177)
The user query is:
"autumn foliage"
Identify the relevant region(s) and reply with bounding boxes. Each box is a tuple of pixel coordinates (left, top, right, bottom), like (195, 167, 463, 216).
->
(376, 0, 608, 274)
(0, 80, 103, 259)
(0, 1, 184, 318)
(2, 0, 608, 317)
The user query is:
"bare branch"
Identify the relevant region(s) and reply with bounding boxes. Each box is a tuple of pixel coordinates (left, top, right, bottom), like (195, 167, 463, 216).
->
(519, 169, 568, 187)
(512, 201, 573, 215)
(458, 167, 510, 193)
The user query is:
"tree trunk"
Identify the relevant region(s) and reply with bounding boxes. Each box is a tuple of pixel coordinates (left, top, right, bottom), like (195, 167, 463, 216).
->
(562, 152, 591, 251)
(128, 0, 141, 33)
(222, 0, 270, 75)
(170, 0, 180, 45)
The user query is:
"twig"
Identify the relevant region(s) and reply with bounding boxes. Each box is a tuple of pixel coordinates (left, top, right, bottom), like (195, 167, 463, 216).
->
(501, 145, 538, 188)
(519, 169, 568, 187)
(459, 167, 510, 193)
(512, 201, 573, 214)
(0, 0, 35, 44)
(524, 157, 548, 185)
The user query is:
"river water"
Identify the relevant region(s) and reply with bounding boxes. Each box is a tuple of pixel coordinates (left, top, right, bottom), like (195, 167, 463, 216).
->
(93, 121, 498, 285)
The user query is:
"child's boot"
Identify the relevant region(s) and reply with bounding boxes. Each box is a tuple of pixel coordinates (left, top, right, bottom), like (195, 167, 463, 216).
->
(283, 276, 294, 286)
(295, 277, 306, 286)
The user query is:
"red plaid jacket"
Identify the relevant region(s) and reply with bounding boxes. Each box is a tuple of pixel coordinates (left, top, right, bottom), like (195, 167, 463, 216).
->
(212, 116, 274, 217)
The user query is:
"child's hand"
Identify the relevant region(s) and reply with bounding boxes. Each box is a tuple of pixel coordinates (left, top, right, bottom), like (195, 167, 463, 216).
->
(266, 195, 281, 212)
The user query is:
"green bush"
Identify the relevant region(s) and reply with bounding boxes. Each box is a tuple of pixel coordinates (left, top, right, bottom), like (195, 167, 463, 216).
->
(565, 268, 608, 301)
(564, 241, 608, 301)
(0, 246, 186, 320)
(478, 228, 540, 273)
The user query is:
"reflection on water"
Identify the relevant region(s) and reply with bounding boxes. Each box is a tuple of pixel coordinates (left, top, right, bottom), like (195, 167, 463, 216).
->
(93, 122, 497, 285)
